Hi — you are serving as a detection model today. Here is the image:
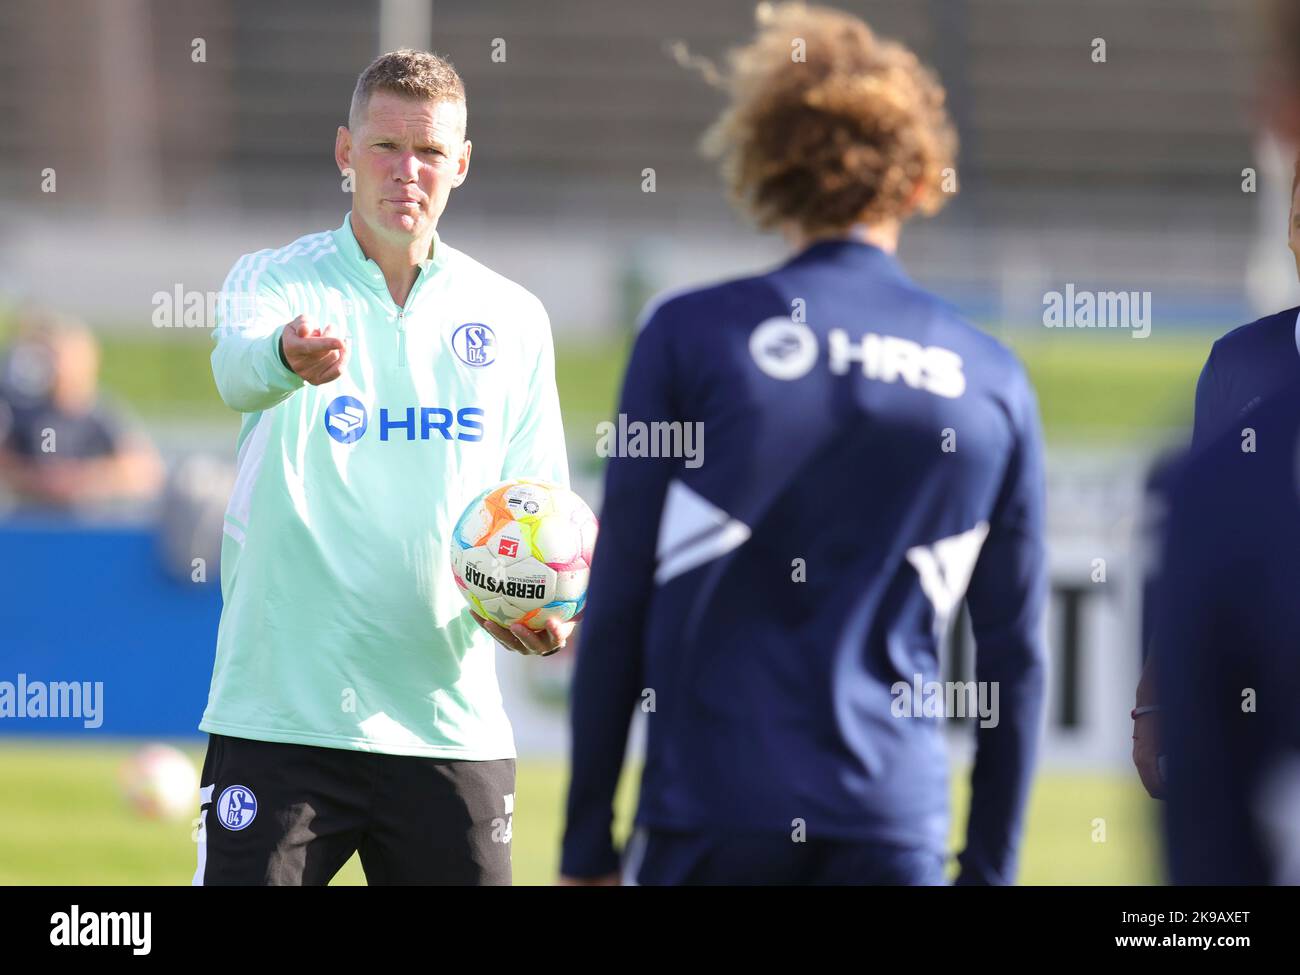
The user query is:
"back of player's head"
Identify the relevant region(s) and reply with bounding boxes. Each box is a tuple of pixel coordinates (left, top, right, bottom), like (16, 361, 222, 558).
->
(700, 2, 956, 236)
(349, 49, 467, 137)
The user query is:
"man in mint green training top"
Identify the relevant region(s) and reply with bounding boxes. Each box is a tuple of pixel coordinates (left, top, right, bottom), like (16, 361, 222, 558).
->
(192, 49, 571, 886)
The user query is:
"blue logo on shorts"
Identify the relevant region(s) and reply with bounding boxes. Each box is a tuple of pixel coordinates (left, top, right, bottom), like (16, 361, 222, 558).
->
(217, 784, 258, 831)
(324, 395, 368, 443)
(451, 323, 496, 368)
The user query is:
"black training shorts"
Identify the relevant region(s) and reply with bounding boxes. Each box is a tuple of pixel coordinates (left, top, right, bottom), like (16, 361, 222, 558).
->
(192, 733, 515, 885)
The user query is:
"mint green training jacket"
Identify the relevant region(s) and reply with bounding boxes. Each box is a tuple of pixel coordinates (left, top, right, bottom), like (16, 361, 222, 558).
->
(199, 211, 569, 758)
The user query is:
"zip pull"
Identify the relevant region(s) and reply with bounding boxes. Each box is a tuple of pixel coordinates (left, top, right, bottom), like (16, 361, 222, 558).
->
(396, 309, 407, 367)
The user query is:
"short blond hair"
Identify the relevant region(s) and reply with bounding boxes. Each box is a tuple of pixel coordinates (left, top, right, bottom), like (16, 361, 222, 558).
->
(702, 3, 957, 236)
(349, 49, 467, 134)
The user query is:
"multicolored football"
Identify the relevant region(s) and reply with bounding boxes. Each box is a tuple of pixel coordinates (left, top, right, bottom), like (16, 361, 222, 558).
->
(450, 478, 598, 631)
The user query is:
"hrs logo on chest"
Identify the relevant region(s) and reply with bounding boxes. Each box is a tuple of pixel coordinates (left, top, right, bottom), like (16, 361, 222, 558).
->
(324, 396, 483, 444)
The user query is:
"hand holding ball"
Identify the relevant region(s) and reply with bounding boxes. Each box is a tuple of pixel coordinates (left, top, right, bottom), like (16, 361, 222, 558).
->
(451, 479, 597, 648)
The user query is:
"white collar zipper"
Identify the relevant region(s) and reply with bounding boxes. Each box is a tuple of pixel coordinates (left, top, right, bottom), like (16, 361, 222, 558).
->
(396, 307, 407, 367)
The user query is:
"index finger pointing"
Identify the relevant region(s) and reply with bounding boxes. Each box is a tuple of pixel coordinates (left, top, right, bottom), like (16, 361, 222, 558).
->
(296, 335, 347, 353)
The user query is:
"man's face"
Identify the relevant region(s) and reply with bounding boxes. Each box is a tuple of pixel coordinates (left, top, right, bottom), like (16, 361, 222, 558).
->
(335, 91, 470, 248)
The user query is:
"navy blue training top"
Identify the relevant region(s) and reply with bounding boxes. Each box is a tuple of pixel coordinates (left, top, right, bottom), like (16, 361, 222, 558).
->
(1156, 384, 1300, 884)
(1192, 306, 1300, 451)
(562, 239, 1049, 884)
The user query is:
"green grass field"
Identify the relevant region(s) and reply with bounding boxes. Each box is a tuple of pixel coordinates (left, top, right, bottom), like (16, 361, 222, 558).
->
(0, 741, 1161, 885)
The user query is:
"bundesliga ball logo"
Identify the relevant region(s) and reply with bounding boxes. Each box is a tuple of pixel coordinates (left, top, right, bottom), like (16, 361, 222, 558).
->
(450, 478, 597, 630)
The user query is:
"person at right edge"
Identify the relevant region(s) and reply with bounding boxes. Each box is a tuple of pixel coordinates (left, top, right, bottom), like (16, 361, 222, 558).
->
(559, 3, 1048, 886)
(1150, 0, 1300, 884)
(1131, 152, 1300, 800)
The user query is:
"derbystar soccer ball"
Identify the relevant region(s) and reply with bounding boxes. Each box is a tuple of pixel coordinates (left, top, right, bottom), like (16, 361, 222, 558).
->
(450, 478, 598, 630)
(118, 744, 199, 821)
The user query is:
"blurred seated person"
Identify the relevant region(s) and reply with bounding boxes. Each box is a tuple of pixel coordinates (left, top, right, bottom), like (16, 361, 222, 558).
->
(0, 310, 162, 508)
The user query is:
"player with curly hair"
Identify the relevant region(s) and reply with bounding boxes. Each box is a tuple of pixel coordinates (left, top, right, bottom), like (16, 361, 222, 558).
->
(560, 3, 1047, 886)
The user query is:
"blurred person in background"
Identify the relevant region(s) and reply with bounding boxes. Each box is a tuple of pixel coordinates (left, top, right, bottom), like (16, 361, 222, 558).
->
(0, 308, 162, 508)
(1149, 0, 1300, 883)
(1132, 152, 1300, 800)
(561, 3, 1047, 886)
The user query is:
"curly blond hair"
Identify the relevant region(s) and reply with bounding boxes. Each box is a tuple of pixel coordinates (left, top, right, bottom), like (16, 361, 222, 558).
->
(700, 3, 957, 236)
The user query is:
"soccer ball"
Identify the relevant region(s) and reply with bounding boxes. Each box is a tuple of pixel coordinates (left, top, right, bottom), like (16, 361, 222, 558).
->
(450, 478, 598, 631)
(118, 744, 199, 820)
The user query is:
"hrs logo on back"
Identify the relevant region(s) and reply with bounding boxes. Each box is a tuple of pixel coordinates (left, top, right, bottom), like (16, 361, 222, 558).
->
(748, 317, 966, 398)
